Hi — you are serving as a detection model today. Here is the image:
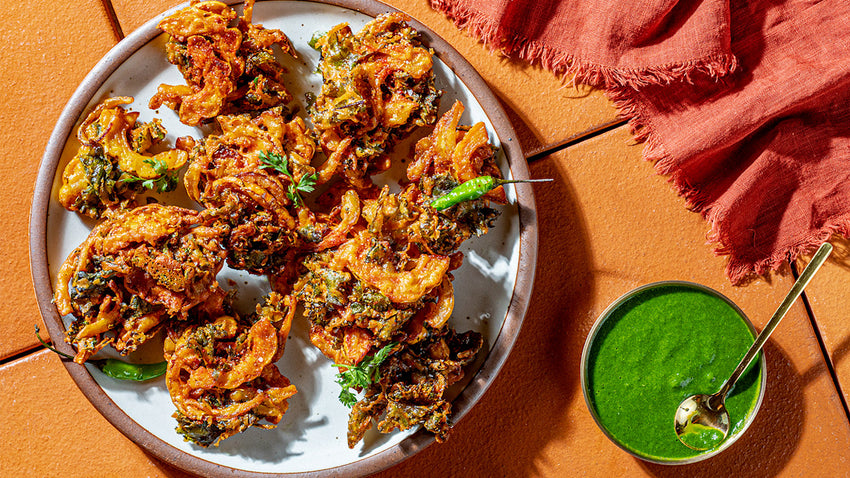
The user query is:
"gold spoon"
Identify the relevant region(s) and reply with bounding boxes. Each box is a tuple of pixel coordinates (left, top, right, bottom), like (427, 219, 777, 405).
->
(674, 242, 833, 450)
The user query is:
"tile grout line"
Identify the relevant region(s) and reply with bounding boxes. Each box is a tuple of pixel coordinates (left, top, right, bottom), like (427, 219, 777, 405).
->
(525, 118, 628, 162)
(101, 0, 126, 41)
(0, 344, 43, 366)
(790, 260, 850, 424)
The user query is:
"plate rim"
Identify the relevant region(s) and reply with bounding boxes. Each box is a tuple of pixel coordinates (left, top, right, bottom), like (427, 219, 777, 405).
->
(28, 0, 538, 476)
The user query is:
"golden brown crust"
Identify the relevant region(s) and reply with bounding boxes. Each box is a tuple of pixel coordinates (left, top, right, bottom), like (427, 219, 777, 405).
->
(53, 204, 227, 362)
(53, 9, 509, 449)
(59, 97, 187, 218)
(309, 12, 442, 186)
(150, 0, 295, 126)
(164, 303, 298, 447)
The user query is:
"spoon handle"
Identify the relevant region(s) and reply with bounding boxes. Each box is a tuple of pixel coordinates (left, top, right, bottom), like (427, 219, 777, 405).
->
(718, 242, 833, 399)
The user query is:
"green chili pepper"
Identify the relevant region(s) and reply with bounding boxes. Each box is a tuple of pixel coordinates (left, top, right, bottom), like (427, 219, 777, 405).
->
(430, 176, 553, 211)
(97, 358, 166, 381)
(35, 325, 166, 381)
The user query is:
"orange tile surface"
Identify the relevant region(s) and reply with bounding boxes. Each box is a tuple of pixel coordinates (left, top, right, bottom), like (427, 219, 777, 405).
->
(109, 0, 618, 155)
(0, 350, 193, 478)
(7, 1, 850, 477)
(0, 0, 117, 359)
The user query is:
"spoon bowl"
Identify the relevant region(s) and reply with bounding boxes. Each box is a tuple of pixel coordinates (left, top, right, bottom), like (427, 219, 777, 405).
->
(674, 242, 833, 450)
(674, 393, 730, 450)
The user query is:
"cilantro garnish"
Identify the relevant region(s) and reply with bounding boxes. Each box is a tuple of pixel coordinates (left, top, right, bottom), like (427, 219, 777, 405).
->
(333, 342, 397, 408)
(258, 150, 290, 175)
(258, 150, 318, 206)
(121, 157, 179, 193)
(308, 30, 327, 49)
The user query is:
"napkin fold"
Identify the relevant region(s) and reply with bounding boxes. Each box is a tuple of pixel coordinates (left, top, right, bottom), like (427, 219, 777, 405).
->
(432, 0, 850, 283)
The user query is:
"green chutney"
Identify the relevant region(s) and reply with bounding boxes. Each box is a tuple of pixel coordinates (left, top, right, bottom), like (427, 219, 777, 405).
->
(584, 283, 764, 462)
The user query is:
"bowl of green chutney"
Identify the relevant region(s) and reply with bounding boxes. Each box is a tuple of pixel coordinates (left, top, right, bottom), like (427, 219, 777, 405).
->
(581, 281, 766, 464)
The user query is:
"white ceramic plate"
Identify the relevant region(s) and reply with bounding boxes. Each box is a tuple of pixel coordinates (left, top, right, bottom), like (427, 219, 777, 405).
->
(30, 1, 537, 476)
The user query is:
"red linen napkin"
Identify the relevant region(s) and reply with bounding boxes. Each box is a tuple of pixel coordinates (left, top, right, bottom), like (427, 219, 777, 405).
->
(431, 0, 850, 284)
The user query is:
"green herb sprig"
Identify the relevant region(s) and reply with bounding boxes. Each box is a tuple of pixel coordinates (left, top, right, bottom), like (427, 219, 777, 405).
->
(333, 342, 397, 407)
(120, 157, 179, 193)
(308, 30, 327, 49)
(258, 150, 318, 206)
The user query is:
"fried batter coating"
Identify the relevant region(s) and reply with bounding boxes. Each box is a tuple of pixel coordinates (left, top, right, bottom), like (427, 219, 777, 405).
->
(164, 292, 297, 447)
(150, 0, 296, 126)
(292, 180, 466, 354)
(346, 327, 482, 448)
(409, 100, 504, 196)
(310, 12, 441, 186)
(290, 184, 468, 446)
(184, 109, 315, 206)
(54, 204, 227, 362)
(298, 102, 503, 266)
(292, 101, 504, 341)
(287, 100, 514, 446)
(183, 108, 320, 274)
(332, 229, 450, 304)
(295, 246, 452, 348)
(291, 184, 476, 449)
(59, 97, 188, 218)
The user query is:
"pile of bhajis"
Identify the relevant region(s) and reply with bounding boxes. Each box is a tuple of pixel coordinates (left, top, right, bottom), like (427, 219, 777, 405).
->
(54, 0, 506, 450)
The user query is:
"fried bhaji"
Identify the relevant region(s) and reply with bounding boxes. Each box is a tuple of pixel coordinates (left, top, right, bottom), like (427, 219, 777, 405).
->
(310, 12, 442, 186)
(59, 96, 188, 218)
(150, 0, 296, 126)
(54, 204, 227, 362)
(295, 246, 451, 349)
(408, 101, 502, 192)
(286, 101, 508, 446)
(183, 108, 319, 275)
(346, 327, 482, 447)
(293, 183, 460, 354)
(407, 100, 505, 254)
(291, 187, 476, 448)
(164, 292, 297, 447)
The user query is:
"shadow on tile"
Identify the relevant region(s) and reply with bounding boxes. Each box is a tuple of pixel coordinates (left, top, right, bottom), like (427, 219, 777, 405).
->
(638, 340, 804, 477)
(496, 94, 545, 157)
(821, 235, 850, 271)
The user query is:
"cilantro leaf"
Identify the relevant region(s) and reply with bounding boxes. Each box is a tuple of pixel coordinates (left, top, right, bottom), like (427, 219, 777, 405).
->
(259, 150, 317, 206)
(258, 150, 290, 176)
(332, 342, 397, 408)
(339, 388, 358, 408)
(287, 173, 318, 206)
(295, 173, 318, 194)
(120, 158, 179, 193)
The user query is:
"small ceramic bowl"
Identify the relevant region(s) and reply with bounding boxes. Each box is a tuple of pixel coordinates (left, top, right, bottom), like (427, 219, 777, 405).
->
(580, 281, 767, 465)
